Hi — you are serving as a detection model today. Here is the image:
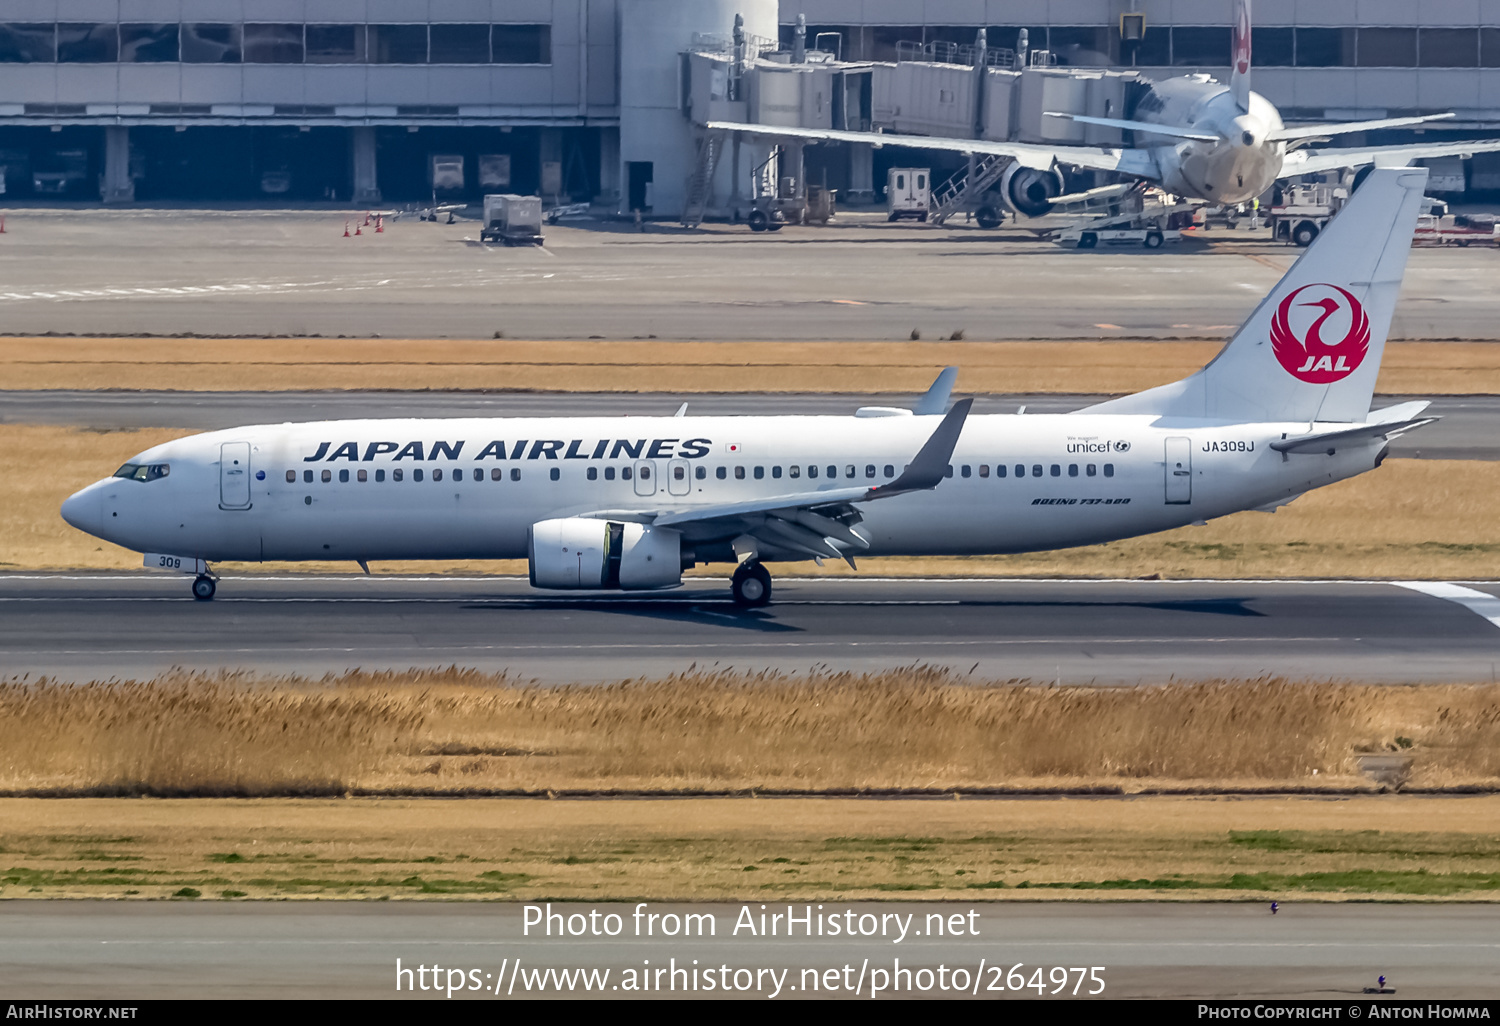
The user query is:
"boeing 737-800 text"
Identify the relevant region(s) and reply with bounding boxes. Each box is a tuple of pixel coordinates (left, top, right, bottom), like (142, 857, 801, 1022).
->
(62, 168, 1436, 605)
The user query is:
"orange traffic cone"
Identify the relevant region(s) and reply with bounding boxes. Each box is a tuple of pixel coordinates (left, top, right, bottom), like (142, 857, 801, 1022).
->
(375, 215, 384, 233)
(343, 221, 350, 237)
(0, 215, 7, 234)
(354, 222, 362, 236)
(364, 212, 371, 225)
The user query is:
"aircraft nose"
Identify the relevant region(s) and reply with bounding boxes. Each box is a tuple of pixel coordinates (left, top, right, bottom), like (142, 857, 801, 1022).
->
(60, 482, 103, 536)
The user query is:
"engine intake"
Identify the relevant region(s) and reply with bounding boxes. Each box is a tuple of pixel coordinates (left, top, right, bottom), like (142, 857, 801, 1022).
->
(1000, 163, 1065, 218)
(528, 518, 684, 590)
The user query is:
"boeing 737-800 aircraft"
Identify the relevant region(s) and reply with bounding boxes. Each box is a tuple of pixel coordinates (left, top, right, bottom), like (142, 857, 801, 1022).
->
(710, 0, 1500, 216)
(63, 168, 1435, 606)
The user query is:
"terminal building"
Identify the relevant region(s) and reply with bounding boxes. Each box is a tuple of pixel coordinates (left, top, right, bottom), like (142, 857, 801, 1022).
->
(1, 1, 1499, 210)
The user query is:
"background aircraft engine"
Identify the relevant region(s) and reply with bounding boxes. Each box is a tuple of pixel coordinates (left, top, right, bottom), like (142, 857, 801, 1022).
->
(1000, 163, 1065, 217)
(528, 518, 684, 590)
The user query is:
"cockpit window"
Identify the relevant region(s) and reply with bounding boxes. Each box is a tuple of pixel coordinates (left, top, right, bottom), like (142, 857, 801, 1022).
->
(113, 463, 170, 482)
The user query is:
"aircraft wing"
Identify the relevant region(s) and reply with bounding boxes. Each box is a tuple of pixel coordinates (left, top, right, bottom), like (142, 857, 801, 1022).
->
(705, 121, 1160, 178)
(571, 399, 973, 566)
(1281, 138, 1500, 178)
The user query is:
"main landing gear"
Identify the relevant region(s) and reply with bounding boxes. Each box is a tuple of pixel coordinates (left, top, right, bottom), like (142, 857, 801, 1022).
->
(192, 574, 217, 601)
(731, 562, 772, 608)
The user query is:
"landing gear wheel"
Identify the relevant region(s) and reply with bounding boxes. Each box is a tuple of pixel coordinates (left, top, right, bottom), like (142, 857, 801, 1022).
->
(974, 205, 1003, 230)
(731, 562, 772, 607)
(747, 209, 770, 232)
(1143, 230, 1164, 249)
(192, 575, 217, 601)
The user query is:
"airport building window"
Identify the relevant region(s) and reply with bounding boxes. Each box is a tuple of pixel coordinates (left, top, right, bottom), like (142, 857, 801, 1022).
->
(1032, 465, 1043, 478)
(961, 465, 971, 478)
(884, 465, 895, 478)
(510, 468, 520, 481)
(1483, 29, 1500, 68)
(492, 24, 550, 65)
(755, 466, 765, 479)
(491, 468, 503, 481)
(605, 467, 616, 481)
(120, 24, 178, 62)
(1170, 26, 1228, 66)
(1068, 464, 1078, 477)
(244, 23, 304, 63)
(414, 469, 424, 482)
(979, 464, 989, 478)
(58, 23, 116, 62)
(339, 469, 349, 483)
(735, 466, 746, 480)
(550, 467, 560, 481)
(431, 24, 490, 64)
(376, 469, 386, 482)
(321, 469, 331, 482)
(716, 466, 727, 480)
(182, 23, 240, 63)
(1103, 464, 1114, 477)
(0, 24, 56, 63)
(394, 469, 403, 481)
(307, 24, 364, 63)
(1252, 26, 1293, 67)
(432, 468, 443, 482)
(369, 24, 427, 64)
(286, 470, 296, 483)
(1294, 28, 1355, 68)
(1422, 28, 1479, 68)
(865, 464, 876, 479)
(1358, 27, 1416, 67)
(588, 467, 599, 481)
(303, 469, 314, 483)
(1087, 464, 1097, 477)
(772, 466, 783, 479)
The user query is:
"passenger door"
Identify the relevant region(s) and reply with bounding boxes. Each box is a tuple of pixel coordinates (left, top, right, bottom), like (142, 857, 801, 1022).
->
(1164, 437, 1192, 504)
(219, 441, 252, 510)
(667, 458, 691, 496)
(634, 460, 656, 497)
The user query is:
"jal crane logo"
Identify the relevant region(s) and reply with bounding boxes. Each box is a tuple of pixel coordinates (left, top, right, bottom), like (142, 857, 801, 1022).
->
(1269, 283, 1370, 384)
(1233, 2, 1252, 74)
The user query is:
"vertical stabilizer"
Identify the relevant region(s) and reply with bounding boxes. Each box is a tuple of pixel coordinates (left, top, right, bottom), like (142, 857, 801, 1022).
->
(1231, 0, 1252, 112)
(1081, 167, 1427, 424)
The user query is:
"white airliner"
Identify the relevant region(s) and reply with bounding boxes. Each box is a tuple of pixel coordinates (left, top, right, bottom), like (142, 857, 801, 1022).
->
(709, 0, 1500, 216)
(63, 168, 1435, 605)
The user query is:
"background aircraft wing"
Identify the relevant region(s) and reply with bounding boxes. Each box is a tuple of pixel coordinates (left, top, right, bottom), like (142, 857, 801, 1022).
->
(1268, 113, 1455, 142)
(705, 121, 1160, 177)
(1281, 138, 1500, 178)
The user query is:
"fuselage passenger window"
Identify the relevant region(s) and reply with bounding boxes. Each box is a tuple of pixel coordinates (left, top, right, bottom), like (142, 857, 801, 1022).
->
(754, 466, 764, 479)
(695, 466, 706, 480)
(414, 469, 424, 482)
(285, 470, 296, 483)
(433, 468, 442, 482)
(473, 468, 483, 481)
(865, 464, 876, 478)
(772, 466, 782, 479)
(622, 467, 632, 480)
(1032, 465, 1042, 477)
(716, 466, 727, 480)
(605, 467, 616, 481)
(1104, 464, 1114, 478)
(587, 467, 598, 480)
(790, 466, 800, 479)
(809, 465, 819, 479)
(304, 469, 314, 483)
(978, 464, 989, 478)
(376, 469, 386, 482)
(321, 469, 331, 483)
(673, 465, 685, 481)
(393, 469, 404, 482)
(996, 464, 1006, 478)
(1068, 464, 1078, 477)
(1050, 465, 1061, 477)
(884, 465, 895, 478)
(845, 465, 855, 478)
(491, 468, 503, 481)
(1086, 464, 1097, 477)
(358, 469, 367, 482)
(734, 466, 745, 480)
(550, 467, 560, 481)
(827, 465, 837, 479)
(339, 469, 349, 483)
(944, 465, 953, 478)
(961, 465, 971, 478)
(510, 468, 521, 481)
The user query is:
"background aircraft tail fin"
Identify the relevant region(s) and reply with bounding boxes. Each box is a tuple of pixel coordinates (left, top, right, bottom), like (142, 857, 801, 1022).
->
(1081, 167, 1427, 424)
(1231, 0, 1252, 111)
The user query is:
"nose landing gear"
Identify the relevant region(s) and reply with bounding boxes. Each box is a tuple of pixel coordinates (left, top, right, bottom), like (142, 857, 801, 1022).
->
(192, 574, 217, 601)
(730, 562, 773, 607)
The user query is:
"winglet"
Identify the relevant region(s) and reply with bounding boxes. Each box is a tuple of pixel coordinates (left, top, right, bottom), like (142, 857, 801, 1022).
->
(869, 397, 972, 496)
(913, 367, 958, 415)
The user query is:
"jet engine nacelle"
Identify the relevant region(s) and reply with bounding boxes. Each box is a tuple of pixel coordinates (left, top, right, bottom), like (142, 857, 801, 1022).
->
(528, 518, 685, 590)
(1000, 163, 1065, 218)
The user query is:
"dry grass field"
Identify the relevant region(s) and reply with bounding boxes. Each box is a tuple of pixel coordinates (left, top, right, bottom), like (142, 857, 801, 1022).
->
(4, 669, 1498, 796)
(8, 423, 1499, 577)
(8, 669, 1499, 900)
(4, 336, 1500, 394)
(3, 794, 1498, 901)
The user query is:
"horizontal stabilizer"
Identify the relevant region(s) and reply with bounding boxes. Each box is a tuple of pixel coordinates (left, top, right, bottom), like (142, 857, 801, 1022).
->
(1271, 415, 1438, 454)
(1044, 112, 1218, 143)
(1269, 113, 1455, 142)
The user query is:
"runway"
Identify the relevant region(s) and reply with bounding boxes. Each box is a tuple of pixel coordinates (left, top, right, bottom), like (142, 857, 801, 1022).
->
(5, 901, 1497, 999)
(4, 390, 1495, 460)
(5, 575, 1500, 683)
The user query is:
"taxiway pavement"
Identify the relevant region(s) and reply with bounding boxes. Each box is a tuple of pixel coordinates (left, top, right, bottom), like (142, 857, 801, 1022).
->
(4, 900, 1496, 999)
(4, 576, 1499, 684)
